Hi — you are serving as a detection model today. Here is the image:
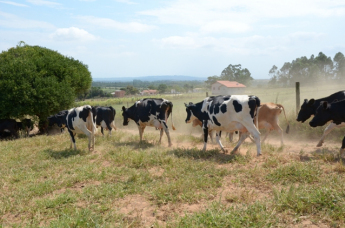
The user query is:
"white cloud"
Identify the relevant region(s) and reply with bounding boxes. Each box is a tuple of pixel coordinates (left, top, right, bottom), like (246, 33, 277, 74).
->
(200, 20, 251, 34)
(0, 1, 28, 7)
(154, 32, 326, 55)
(0, 11, 54, 29)
(77, 16, 156, 33)
(115, 0, 137, 5)
(50, 27, 97, 42)
(140, 0, 345, 34)
(159, 36, 197, 49)
(26, 0, 61, 7)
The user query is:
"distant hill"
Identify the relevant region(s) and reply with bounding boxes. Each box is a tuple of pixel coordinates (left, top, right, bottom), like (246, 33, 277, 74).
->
(92, 75, 208, 82)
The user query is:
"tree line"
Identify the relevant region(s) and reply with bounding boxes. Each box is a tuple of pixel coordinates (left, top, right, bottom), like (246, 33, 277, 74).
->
(268, 52, 345, 86)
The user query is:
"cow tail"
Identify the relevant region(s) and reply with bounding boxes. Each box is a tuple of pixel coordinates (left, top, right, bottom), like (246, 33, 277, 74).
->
(277, 104, 289, 134)
(255, 106, 260, 129)
(88, 109, 97, 134)
(111, 107, 117, 130)
(169, 102, 176, 130)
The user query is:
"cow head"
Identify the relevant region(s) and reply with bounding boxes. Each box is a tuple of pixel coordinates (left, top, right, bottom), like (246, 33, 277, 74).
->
(184, 102, 197, 123)
(297, 99, 315, 123)
(122, 106, 130, 126)
(47, 114, 66, 128)
(309, 101, 331, 127)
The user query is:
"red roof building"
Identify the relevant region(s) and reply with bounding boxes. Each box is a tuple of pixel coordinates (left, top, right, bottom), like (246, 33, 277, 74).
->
(211, 81, 246, 95)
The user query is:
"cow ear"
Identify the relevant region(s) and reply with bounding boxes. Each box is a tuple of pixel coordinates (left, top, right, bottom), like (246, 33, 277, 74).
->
(184, 103, 188, 107)
(307, 99, 315, 106)
(122, 106, 126, 112)
(322, 101, 330, 110)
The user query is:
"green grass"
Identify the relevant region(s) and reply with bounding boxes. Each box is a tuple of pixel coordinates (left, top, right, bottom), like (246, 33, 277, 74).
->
(2, 84, 345, 227)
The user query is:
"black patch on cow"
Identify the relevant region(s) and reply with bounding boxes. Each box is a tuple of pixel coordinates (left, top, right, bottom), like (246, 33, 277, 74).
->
(233, 100, 242, 113)
(79, 107, 90, 122)
(220, 104, 227, 113)
(248, 99, 257, 118)
(212, 116, 221, 126)
(67, 109, 77, 130)
(223, 96, 230, 101)
(214, 104, 221, 115)
(163, 121, 168, 129)
(209, 104, 214, 114)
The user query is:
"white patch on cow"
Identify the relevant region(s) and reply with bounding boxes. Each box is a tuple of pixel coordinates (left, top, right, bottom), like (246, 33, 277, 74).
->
(100, 120, 108, 129)
(139, 114, 163, 129)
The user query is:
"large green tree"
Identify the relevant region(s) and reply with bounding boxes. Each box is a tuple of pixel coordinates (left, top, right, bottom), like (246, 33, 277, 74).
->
(0, 42, 92, 126)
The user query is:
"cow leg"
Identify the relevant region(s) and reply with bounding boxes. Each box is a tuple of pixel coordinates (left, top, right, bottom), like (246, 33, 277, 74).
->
(261, 129, 271, 144)
(111, 121, 117, 130)
(228, 132, 233, 142)
(68, 130, 77, 150)
(231, 132, 250, 153)
(215, 131, 226, 153)
(242, 120, 261, 156)
(161, 121, 172, 147)
(137, 124, 144, 142)
(209, 130, 214, 143)
(101, 127, 104, 136)
(317, 122, 337, 147)
(272, 123, 284, 145)
(105, 121, 112, 136)
(159, 128, 164, 144)
(78, 124, 95, 151)
(202, 121, 208, 151)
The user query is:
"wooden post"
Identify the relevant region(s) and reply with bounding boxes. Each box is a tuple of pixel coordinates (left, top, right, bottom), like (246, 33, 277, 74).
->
(206, 92, 208, 97)
(296, 82, 300, 115)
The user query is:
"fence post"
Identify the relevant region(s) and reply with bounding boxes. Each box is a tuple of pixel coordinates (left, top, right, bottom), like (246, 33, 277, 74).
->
(296, 82, 300, 115)
(206, 92, 208, 97)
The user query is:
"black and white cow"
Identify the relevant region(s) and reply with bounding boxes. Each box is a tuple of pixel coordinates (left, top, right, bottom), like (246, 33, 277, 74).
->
(122, 98, 176, 146)
(309, 99, 345, 157)
(48, 105, 96, 151)
(184, 101, 215, 142)
(297, 90, 345, 147)
(185, 95, 261, 155)
(0, 119, 20, 138)
(93, 106, 117, 136)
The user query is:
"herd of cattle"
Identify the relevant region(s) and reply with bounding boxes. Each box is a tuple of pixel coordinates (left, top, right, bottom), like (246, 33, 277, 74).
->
(1, 91, 345, 157)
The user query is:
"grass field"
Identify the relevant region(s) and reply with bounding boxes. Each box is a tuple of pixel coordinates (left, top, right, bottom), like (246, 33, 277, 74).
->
(1, 83, 345, 227)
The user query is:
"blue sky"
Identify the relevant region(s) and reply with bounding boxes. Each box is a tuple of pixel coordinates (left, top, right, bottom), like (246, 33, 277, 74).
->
(1, 0, 345, 80)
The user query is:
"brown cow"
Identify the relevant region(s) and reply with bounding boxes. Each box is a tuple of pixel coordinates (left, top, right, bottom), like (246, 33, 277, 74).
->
(255, 102, 290, 145)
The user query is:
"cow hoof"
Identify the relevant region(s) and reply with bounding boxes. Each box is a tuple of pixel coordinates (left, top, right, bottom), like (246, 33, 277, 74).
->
(316, 142, 323, 147)
(257, 153, 262, 156)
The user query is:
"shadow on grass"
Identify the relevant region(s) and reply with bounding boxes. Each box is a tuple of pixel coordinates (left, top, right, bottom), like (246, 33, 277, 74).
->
(114, 140, 156, 150)
(167, 147, 244, 164)
(44, 149, 89, 159)
(300, 147, 344, 163)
